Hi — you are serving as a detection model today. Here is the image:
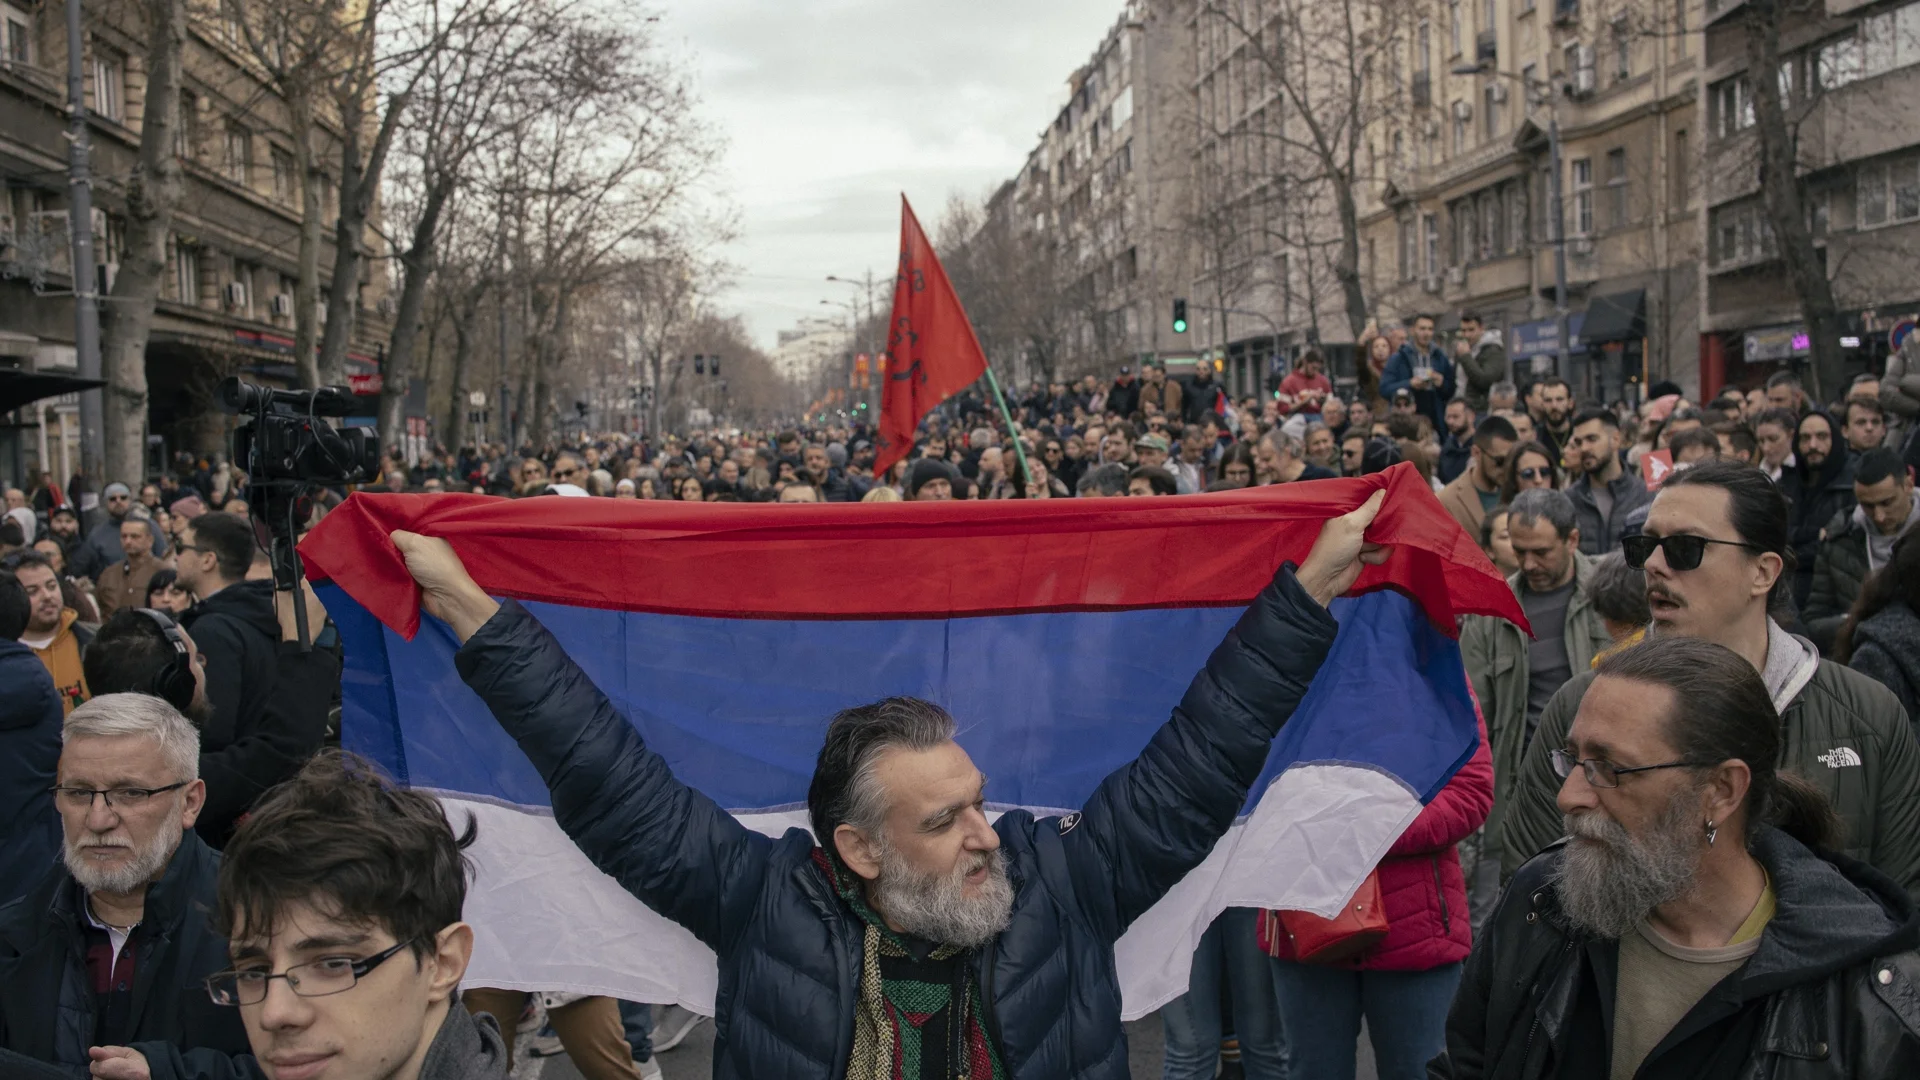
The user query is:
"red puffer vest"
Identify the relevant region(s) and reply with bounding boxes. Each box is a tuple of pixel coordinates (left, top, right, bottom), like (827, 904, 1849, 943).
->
(1267, 703, 1493, 972)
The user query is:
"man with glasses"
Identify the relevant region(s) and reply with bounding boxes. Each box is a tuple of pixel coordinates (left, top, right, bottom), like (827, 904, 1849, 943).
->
(73, 483, 170, 582)
(1435, 637, 1920, 1078)
(0, 694, 250, 1076)
(1438, 415, 1517, 540)
(1495, 461, 1920, 896)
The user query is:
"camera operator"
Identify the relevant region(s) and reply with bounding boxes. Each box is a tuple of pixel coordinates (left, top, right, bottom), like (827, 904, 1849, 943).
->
(81, 585, 338, 847)
(171, 514, 280, 741)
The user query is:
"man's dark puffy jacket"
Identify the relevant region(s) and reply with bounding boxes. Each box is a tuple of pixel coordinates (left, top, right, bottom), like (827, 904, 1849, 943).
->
(1805, 509, 1874, 655)
(0, 831, 253, 1080)
(1784, 455, 1858, 611)
(184, 580, 281, 741)
(455, 566, 1339, 1080)
(1106, 377, 1140, 419)
(1566, 469, 1653, 557)
(1430, 829, 1920, 1080)
(0, 639, 63, 909)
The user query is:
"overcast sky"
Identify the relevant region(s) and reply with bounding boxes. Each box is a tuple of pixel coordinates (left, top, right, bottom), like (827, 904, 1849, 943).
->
(652, 0, 1125, 350)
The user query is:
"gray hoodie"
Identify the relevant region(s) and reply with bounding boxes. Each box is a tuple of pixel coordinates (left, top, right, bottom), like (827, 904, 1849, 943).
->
(419, 1002, 510, 1080)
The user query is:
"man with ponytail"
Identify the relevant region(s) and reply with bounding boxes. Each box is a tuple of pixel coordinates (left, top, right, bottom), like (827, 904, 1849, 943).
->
(1434, 636, 1920, 1079)
(1497, 460, 1920, 898)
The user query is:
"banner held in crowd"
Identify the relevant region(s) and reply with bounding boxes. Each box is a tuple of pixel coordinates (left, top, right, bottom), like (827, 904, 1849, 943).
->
(300, 462, 1524, 1017)
(873, 196, 990, 478)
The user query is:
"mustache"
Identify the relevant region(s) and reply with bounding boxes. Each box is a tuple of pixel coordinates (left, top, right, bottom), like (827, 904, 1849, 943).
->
(1646, 582, 1684, 607)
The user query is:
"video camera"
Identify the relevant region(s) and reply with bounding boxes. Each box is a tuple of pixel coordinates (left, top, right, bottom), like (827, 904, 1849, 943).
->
(222, 377, 382, 647)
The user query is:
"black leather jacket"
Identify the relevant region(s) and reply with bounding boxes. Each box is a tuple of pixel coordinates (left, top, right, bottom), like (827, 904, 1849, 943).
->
(1431, 828, 1920, 1080)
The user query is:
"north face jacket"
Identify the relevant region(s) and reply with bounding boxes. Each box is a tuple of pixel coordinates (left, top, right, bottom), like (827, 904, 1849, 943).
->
(454, 565, 1341, 1080)
(1430, 829, 1920, 1080)
(1804, 510, 1875, 656)
(1496, 626, 1920, 898)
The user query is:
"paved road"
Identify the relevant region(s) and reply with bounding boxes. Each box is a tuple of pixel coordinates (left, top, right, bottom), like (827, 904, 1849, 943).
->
(519, 1006, 1379, 1080)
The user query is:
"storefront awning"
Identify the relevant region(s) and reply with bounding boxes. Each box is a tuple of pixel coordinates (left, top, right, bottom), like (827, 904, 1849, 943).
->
(0, 369, 105, 414)
(1582, 289, 1647, 344)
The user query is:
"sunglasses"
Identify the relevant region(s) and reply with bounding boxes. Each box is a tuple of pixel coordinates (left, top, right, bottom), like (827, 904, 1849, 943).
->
(1516, 467, 1549, 481)
(1621, 533, 1764, 572)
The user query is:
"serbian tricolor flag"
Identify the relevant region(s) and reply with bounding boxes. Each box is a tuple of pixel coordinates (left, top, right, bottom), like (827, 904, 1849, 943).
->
(874, 196, 988, 477)
(298, 463, 1523, 1017)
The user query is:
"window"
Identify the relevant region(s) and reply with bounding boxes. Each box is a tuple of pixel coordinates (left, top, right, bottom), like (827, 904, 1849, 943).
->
(1606, 148, 1628, 227)
(175, 91, 197, 160)
(1399, 215, 1416, 281)
(1571, 158, 1593, 235)
(1711, 77, 1753, 137)
(1111, 85, 1134, 129)
(1479, 192, 1498, 259)
(1521, 62, 1538, 109)
(1818, 35, 1864, 91)
(1484, 0, 1497, 32)
(1674, 0, 1688, 57)
(1417, 21, 1431, 75)
(1711, 202, 1777, 265)
(223, 124, 250, 186)
(1452, 201, 1473, 265)
(1613, 19, 1631, 81)
(1452, 100, 1469, 154)
(1392, 130, 1405, 170)
(92, 43, 124, 122)
(1858, 157, 1920, 228)
(3, 3, 31, 67)
(1672, 128, 1689, 208)
(271, 147, 294, 203)
(1521, 0, 1535, 11)
(1506, 182, 1529, 249)
(1424, 212, 1440, 275)
(1449, 0, 1463, 56)
(172, 239, 199, 304)
(1484, 82, 1502, 138)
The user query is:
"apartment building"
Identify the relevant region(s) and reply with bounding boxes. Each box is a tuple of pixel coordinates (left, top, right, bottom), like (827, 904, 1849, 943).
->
(1697, 0, 1920, 397)
(976, 0, 1197, 386)
(0, 1, 391, 482)
(1359, 0, 1702, 404)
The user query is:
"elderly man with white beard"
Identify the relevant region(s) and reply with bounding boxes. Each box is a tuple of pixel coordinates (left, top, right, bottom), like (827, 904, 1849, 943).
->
(1431, 638, 1920, 1080)
(0, 694, 252, 1077)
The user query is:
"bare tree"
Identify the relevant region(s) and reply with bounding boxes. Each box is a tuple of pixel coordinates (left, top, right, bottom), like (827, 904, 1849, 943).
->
(1201, 0, 1414, 339)
(98, 0, 187, 483)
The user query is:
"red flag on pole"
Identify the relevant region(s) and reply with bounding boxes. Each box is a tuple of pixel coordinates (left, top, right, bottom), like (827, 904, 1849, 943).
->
(874, 196, 989, 477)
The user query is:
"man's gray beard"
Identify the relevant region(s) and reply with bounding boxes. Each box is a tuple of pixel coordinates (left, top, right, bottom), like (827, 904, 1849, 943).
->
(871, 845, 1014, 949)
(65, 813, 183, 895)
(1552, 787, 1704, 939)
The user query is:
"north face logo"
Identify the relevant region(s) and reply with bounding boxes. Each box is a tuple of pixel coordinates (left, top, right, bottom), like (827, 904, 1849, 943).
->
(1818, 747, 1863, 768)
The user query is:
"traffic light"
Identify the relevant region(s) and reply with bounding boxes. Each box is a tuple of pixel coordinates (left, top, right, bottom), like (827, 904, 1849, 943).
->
(1172, 299, 1188, 334)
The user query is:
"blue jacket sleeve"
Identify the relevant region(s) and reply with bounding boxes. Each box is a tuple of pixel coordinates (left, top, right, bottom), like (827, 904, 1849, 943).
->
(1436, 352, 1457, 405)
(1060, 565, 1338, 939)
(453, 601, 774, 955)
(1379, 350, 1413, 401)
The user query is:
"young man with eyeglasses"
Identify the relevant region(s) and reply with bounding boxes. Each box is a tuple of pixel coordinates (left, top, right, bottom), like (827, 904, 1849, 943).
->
(0, 693, 251, 1077)
(1495, 461, 1920, 897)
(1434, 637, 1920, 1079)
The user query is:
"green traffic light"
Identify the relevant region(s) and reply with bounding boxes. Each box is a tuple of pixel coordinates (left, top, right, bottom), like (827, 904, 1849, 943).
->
(1173, 318, 1187, 333)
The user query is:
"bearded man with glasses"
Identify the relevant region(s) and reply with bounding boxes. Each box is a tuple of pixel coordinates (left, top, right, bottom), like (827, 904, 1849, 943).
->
(0, 693, 250, 1077)
(1433, 638, 1920, 1079)
(1496, 460, 1920, 900)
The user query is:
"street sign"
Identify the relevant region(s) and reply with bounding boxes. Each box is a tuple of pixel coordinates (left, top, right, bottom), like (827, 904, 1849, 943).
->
(349, 373, 383, 395)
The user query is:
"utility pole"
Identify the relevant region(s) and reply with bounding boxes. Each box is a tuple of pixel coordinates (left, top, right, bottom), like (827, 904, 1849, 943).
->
(1548, 107, 1571, 383)
(65, 0, 103, 483)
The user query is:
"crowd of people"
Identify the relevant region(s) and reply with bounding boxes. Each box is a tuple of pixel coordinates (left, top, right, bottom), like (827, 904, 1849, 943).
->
(2, 315, 1919, 1080)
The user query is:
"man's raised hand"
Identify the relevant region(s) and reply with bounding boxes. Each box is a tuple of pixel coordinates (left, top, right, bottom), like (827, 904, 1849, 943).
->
(1296, 489, 1390, 607)
(390, 530, 501, 642)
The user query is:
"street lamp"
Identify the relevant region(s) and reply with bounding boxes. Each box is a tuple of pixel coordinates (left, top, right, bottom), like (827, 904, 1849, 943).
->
(1453, 61, 1570, 382)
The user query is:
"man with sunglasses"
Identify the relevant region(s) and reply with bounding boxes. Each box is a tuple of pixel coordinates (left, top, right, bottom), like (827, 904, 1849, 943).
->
(0, 693, 251, 1077)
(1495, 461, 1920, 897)
(72, 484, 170, 582)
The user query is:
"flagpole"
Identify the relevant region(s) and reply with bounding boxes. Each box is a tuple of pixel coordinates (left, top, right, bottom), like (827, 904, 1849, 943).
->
(979, 363, 1033, 494)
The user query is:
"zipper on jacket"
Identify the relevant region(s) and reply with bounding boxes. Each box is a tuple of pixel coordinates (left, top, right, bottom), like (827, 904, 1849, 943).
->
(1432, 854, 1452, 936)
(1521, 937, 1576, 1068)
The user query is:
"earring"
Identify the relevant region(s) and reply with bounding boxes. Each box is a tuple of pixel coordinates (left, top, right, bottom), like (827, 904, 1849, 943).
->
(1705, 820, 1718, 847)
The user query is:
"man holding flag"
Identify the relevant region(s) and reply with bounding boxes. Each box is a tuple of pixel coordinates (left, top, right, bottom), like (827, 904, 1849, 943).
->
(385, 491, 1388, 1080)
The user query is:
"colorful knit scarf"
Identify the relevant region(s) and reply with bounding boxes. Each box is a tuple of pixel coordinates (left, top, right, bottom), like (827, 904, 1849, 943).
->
(817, 850, 1006, 1080)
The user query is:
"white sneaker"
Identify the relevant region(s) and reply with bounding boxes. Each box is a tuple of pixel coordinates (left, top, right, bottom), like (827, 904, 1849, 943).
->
(637, 1056, 664, 1080)
(651, 1005, 709, 1052)
(524, 1030, 566, 1059)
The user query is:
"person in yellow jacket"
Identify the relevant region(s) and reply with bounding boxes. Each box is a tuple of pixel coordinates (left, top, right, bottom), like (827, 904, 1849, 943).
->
(12, 551, 92, 712)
